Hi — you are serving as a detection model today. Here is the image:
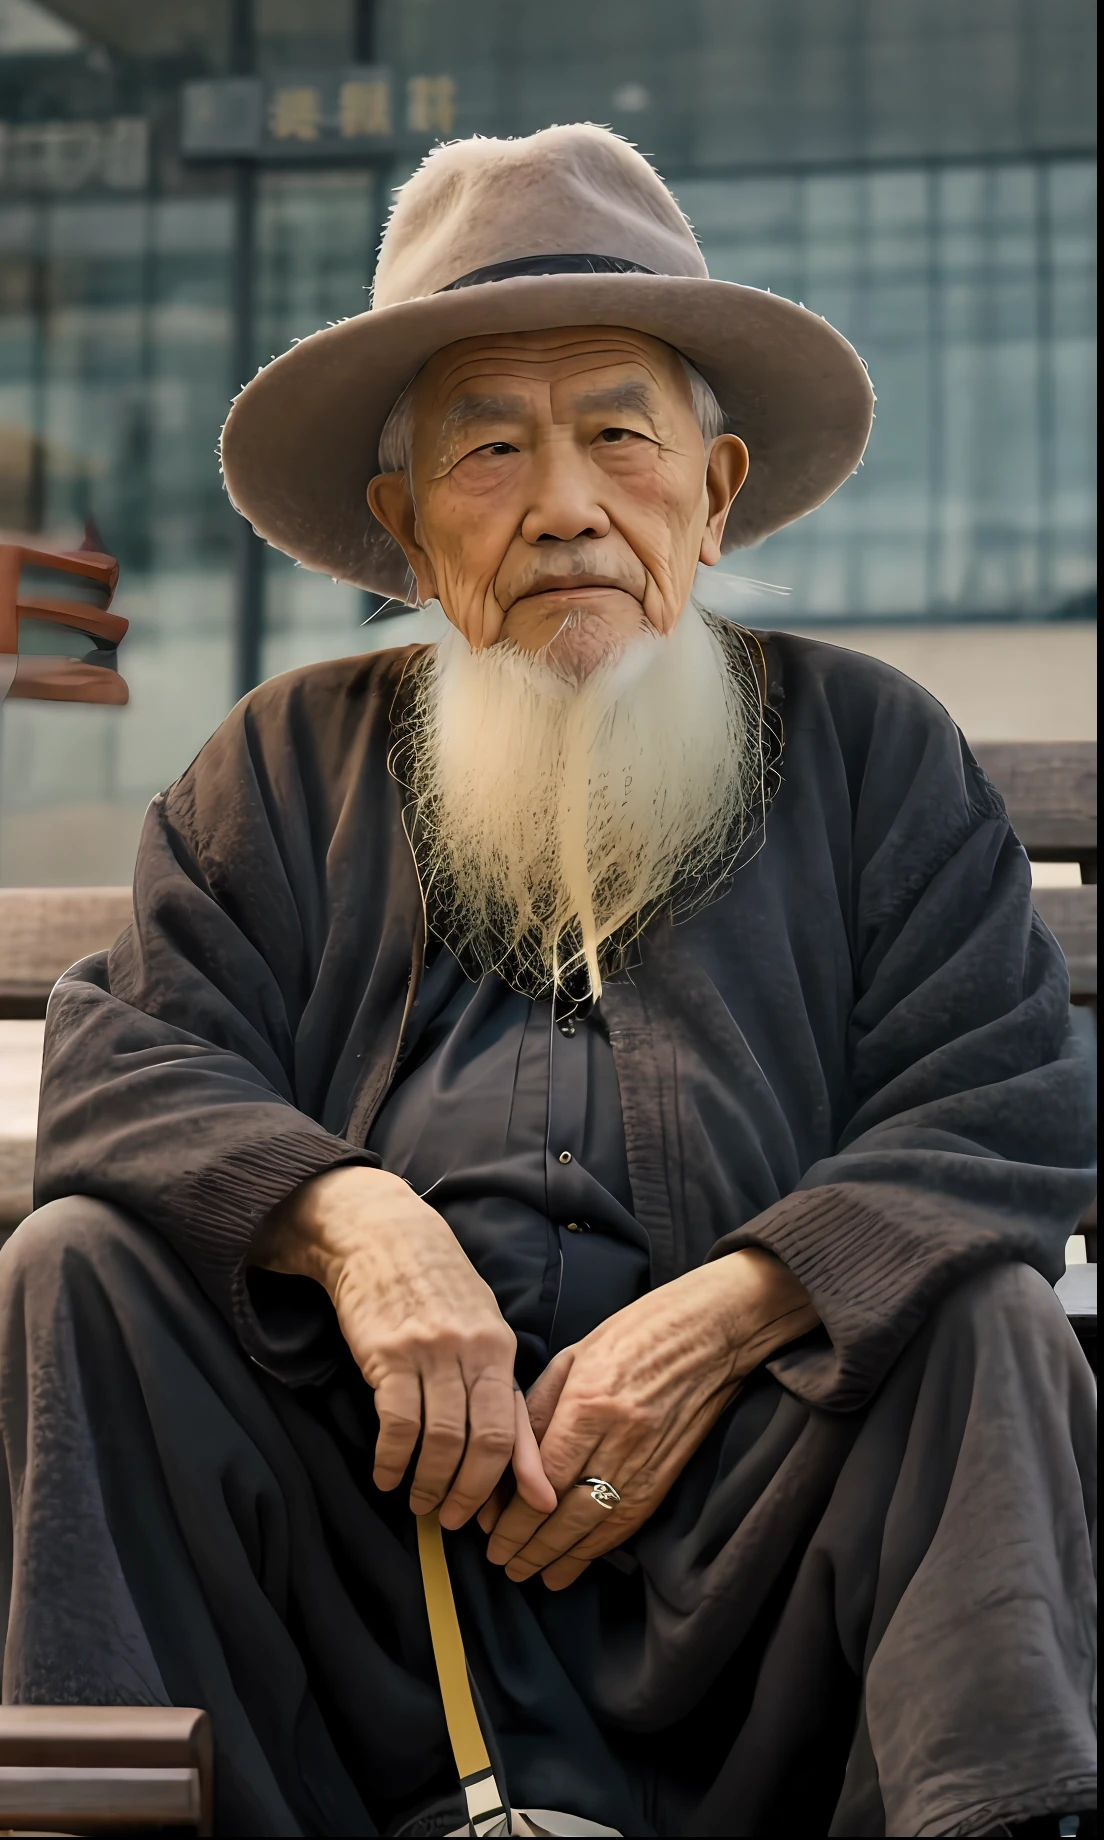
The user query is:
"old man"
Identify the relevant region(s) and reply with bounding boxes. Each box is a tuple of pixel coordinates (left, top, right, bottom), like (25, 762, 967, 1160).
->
(0, 126, 1096, 1838)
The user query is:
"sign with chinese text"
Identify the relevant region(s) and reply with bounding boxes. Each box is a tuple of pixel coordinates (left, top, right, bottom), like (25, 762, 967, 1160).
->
(181, 68, 457, 161)
(0, 119, 149, 194)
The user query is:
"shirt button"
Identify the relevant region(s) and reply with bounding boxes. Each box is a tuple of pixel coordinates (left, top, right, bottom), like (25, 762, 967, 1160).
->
(566, 1221, 581, 1232)
(558, 1150, 573, 1164)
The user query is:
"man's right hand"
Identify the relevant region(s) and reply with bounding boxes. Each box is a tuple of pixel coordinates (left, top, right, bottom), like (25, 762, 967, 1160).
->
(252, 1165, 556, 1530)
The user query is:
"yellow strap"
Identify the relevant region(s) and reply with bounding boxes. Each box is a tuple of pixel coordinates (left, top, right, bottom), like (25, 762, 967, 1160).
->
(416, 1510, 493, 1784)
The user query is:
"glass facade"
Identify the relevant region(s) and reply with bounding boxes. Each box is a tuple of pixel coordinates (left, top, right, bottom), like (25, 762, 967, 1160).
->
(685, 159, 1096, 623)
(0, 0, 1096, 882)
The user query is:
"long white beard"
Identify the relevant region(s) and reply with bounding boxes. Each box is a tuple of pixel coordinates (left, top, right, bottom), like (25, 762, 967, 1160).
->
(400, 601, 763, 998)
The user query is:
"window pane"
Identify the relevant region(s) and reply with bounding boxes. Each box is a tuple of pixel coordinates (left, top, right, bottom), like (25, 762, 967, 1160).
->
(689, 157, 1096, 623)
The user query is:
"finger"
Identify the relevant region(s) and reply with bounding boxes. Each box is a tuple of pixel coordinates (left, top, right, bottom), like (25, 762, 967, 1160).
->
(438, 1369, 516, 1530)
(372, 1371, 424, 1492)
(485, 1492, 559, 1568)
(486, 1404, 601, 1568)
(409, 1364, 469, 1513)
(532, 1508, 637, 1576)
(504, 1426, 653, 1579)
(541, 1553, 594, 1592)
(476, 1390, 554, 1532)
(502, 1486, 613, 1582)
(537, 1410, 622, 1499)
(524, 1349, 575, 1444)
(511, 1388, 557, 1515)
(477, 1475, 512, 1536)
(518, 1415, 724, 1583)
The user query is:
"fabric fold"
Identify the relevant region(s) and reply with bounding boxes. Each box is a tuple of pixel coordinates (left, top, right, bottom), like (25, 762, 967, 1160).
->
(31, 632, 1096, 1398)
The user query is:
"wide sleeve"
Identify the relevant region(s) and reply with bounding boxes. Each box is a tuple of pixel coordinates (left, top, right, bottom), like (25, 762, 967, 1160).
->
(33, 697, 378, 1374)
(710, 706, 1096, 1411)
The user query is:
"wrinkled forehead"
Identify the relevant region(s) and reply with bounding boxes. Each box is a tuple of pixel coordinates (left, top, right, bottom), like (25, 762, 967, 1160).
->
(412, 324, 689, 420)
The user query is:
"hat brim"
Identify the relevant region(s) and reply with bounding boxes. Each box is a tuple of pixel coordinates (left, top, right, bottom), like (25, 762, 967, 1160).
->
(220, 273, 875, 599)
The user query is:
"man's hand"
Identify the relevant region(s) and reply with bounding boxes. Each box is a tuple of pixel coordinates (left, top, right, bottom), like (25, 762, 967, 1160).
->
(252, 1165, 557, 1529)
(480, 1248, 817, 1590)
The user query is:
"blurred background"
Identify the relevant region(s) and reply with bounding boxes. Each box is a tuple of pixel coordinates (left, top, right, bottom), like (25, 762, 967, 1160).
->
(0, 0, 1096, 885)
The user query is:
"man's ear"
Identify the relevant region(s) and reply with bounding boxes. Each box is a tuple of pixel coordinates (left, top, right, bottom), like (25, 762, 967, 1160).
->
(367, 471, 438, 602)
(698, 434, 749, 567)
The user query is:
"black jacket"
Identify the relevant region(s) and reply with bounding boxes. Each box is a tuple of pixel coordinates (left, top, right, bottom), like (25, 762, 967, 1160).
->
(34, 632, 1096, 1407)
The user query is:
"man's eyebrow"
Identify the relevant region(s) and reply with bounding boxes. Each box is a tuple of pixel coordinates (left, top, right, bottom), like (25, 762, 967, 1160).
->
(440, 393, 529, 429)
(573, 381, 658, 419)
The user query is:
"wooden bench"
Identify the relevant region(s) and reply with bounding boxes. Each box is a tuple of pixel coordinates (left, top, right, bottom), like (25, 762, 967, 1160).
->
(0, 887, 133, 1230)
(972, 743, 1097, 1355)
(0, 1705, 212, 1833)
(973, 742, 1097, 1000)
(0, 738, 1096, 1831)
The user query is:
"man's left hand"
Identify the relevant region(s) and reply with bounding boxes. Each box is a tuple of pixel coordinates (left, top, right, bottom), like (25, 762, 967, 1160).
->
(480, 1247, 818, 1590)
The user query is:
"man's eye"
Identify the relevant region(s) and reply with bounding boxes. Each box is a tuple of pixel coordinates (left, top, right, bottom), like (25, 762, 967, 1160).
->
(597, 427, 640, 444)
(474, 441, 518, 456)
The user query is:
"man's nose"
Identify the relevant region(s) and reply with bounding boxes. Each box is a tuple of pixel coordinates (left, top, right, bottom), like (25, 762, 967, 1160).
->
(519, 442, 612, 545)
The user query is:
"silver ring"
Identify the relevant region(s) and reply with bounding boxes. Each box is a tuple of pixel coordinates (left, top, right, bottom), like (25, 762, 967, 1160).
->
(579, 1477, 621, 1511)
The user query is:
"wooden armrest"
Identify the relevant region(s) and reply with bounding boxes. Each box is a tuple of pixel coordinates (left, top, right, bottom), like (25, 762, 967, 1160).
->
(0, 1706, 212, 1834)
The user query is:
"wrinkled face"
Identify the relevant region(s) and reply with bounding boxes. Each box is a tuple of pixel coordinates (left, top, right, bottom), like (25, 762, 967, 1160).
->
(368, 325, 748, 678)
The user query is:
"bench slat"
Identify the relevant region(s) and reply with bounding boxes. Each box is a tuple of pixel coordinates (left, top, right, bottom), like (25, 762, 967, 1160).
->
(0, 1705, 212, 1834)
(1032, 885, 1098, 998)
(973, 741, 1098, 862)
(0, 886, 133, 1000)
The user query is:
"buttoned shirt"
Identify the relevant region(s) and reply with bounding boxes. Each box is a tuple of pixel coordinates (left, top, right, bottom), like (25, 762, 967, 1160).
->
(367, 943, 649, 1385)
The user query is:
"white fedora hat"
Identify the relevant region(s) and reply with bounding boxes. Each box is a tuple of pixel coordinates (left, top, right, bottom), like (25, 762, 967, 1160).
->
(220, 123, 875, 599)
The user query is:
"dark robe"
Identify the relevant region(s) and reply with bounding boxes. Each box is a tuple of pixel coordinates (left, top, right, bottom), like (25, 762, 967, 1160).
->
(1, 631, 1096, 1836)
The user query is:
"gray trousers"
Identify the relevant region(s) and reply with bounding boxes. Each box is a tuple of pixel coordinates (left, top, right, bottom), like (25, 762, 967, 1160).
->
(0, 1198, 1096, 1838)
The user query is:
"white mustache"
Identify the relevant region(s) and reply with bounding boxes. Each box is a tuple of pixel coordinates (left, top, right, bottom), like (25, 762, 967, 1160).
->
(501, 545, 644, 606)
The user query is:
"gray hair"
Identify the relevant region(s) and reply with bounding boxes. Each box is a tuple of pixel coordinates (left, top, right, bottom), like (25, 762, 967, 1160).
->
(679, 354, 726, 443)
(377, 349, 725, 473)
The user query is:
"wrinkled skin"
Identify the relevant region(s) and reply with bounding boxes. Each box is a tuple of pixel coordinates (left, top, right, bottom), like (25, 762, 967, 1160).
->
(256, 1165, 816, 1578)
(368, 325, 748, 678)
(257, 327, 816, 1585)
(479, 1253, 816, 1590)
(257, 1166, 558, 1527)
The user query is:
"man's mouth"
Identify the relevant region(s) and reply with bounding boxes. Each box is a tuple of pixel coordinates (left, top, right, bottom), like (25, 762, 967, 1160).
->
(512, 574, 631, 602)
